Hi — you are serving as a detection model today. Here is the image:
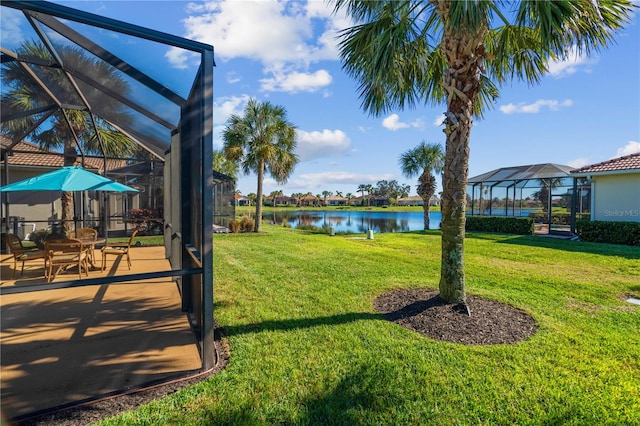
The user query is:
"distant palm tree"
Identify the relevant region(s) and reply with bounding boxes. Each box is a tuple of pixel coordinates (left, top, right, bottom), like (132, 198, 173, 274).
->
(223, 99, 298, 232)
(213, 149, 239, 180)
(2, 41, 137, 231)
(364, 184, 374, 207)
(270, 189, 284, 206)
(399, 141, 444, 230)
(345, 192, 354, 206)
(332, 0, 633, 305)
(356, 184, 367, 206)
(322, 190, 333, 206)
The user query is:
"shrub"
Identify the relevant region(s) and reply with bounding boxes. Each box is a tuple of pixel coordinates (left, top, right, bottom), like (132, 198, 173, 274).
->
(466, 216, 534, 235)
(229, 220, 241, 233)
(240, 215, 255, 232)
(229, 216, 256, 233)
(127, 208, 163, 235)
(576, 220, 640, 246)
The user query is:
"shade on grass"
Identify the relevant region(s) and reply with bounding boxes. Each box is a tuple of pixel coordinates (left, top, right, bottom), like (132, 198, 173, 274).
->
(102, 225, 640, 425)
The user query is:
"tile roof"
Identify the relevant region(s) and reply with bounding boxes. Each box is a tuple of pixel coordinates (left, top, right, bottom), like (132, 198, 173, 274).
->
(1, 137, 127, 172)
(570, 153, 640, 174)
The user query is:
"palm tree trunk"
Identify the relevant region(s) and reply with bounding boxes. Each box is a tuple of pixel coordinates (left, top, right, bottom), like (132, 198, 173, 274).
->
(61, 144, 77, 234)
(423, 203, 430, 230)
(437, 11, 487, 305)
(254, 159, 265, 232)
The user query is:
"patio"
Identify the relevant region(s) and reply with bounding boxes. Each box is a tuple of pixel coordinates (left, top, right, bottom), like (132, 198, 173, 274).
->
(0, 246, 202, 422)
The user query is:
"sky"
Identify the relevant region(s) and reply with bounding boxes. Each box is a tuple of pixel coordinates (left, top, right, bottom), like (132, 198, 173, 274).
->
(50, 0, 640, 197)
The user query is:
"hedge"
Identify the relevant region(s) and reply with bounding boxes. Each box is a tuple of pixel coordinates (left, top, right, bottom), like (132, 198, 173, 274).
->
(575, 220, 640, 246)
(465, 216, 534, 235)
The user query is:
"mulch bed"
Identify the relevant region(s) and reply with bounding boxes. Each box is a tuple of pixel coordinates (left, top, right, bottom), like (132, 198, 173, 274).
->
(18, 290, 537, 425)
(374, 288, 538, 345)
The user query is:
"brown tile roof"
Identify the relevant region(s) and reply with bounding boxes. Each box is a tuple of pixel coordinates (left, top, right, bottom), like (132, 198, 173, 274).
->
(1, 137, 126, 172)
(570, 153, 640, 175)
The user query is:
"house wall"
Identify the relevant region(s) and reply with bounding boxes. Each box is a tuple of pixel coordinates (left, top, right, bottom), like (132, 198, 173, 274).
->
(591, 173, 640, 222)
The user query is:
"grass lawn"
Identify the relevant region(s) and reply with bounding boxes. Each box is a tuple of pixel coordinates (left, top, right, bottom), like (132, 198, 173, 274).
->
(102, 225, 639, 425)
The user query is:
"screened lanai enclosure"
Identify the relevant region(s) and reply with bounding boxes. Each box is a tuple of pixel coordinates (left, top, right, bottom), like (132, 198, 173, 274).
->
(0, 0, 216, 410)
(467, 163, 591, 235)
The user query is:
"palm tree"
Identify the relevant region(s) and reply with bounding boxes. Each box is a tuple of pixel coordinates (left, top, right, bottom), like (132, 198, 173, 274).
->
(356, 184, 367, 206)
(2, 41, 138, 231)
(223, 99, 298, 232)
(322, 190, 333, 206)
(332, 0, 633, 307)
(399, 141, 444, 230)
(213, 149, 239, 180)
(364, 184, 374, 207)
(345, 192, 354, 206)
(270, 189, 284, 206)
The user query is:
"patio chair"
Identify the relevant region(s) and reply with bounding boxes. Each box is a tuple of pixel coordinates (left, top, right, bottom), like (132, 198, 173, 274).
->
(101, 229, 138, 271)
(72, 228, 99, 264)
(44, 238, 90, 282)
(5, 233, 46, 279)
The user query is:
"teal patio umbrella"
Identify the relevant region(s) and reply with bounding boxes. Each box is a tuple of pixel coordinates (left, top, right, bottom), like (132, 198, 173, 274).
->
(0, 166, 138, 193)
(1, 166, 138, 232)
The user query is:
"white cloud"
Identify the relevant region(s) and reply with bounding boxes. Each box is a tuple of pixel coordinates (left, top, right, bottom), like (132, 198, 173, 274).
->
(382, 114, 408, 130)
(0, 8, 25, 46)
(226, 72, 241, 84)
(567, 157, 591, 169)
(296, 129, 351, 161)
(615, 141, 640, 157)
(212, 95, 251, 126)
(177, 1, 341, 66)
(382, 114, 425, 131)
(212, 95, 251, 146)
(260, 69, 332, 93)
(499, 99, 573, 114)
(547, 46, 598, 78)
(170, 1, 347, 93)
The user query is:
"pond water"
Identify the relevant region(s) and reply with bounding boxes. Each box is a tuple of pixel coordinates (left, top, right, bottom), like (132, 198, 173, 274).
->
(260, 210, 442, 234)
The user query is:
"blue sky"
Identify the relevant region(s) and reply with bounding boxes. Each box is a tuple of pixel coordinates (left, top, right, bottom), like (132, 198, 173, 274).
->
(52, 1, 639, 197)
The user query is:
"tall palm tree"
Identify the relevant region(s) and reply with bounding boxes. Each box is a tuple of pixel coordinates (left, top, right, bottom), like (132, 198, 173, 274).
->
(2, 41, 138, 231)
(332, 0, 634, 306)
(356, 184, 367, 206)
(399, 141, 444, 230)
(364, 184, 374, 207)
(223, 99, 298, 232)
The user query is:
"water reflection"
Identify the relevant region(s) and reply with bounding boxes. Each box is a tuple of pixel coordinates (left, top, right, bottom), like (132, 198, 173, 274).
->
(260, 210, 441, 233)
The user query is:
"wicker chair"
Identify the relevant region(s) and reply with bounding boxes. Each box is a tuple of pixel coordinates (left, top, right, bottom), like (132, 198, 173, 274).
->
(72, 228, 99, 265)
(5, 233, 46, 279)
(101, 229, 138, 271)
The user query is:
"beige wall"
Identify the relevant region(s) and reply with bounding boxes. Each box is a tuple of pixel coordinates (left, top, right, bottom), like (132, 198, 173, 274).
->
(591, 173, 640, 222)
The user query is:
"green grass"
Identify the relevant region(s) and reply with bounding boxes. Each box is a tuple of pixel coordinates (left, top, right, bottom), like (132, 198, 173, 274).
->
(101, 225, 640, 425)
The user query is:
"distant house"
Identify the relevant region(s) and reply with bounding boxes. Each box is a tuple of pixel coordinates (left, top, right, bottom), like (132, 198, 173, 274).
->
(266, 195, 296, 206)
(325, 195, 348, 206)
(369, 195, 391, 207)
(397, 196, 424, 206)
(234, 193, 250, 206)
(570, 153, 640, 224)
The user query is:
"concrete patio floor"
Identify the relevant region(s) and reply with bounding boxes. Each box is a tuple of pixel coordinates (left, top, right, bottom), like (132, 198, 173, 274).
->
(1, 246, 203, 422)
